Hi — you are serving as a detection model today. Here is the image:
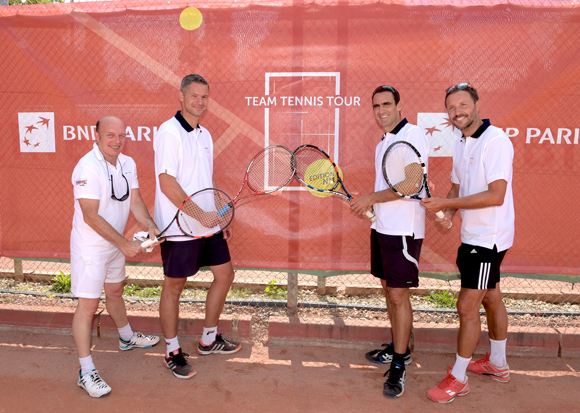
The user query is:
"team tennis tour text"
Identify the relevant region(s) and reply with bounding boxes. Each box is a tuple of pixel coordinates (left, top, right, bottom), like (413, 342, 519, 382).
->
(245, 96, 361, 107)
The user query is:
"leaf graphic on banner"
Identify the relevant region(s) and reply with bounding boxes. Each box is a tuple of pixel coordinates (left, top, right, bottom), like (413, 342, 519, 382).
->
(18, 112, 56, 153)
(417, 113, 461, 157)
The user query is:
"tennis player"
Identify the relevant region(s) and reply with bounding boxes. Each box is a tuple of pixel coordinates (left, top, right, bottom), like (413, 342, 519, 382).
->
(422, 83, 514, 403)
(71, 116, 161, 398)
(154, 74, 240, 380)
(351, 85, 433, 398)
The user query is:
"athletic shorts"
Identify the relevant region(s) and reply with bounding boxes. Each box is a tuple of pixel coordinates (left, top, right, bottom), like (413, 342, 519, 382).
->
(161, 236, 231, 278)
(456, 243, 508, 290)
(370, 229, 423, 288)
(71, 249, 126, 299)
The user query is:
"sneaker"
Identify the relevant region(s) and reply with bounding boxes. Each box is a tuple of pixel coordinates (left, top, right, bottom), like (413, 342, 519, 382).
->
(467, 352, 510, 383)
(77, 369, 112, 398)
(119, 332, 160, 351)
(426, 366, 470, 403)
(365, 343, 412, 366)
(164, 348, 197, 379)
(383, 364, 406, 398)
(198, 333, 241, 355)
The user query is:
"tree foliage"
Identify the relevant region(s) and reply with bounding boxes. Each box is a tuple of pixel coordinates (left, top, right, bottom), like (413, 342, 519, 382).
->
(9, 0, 64, 5)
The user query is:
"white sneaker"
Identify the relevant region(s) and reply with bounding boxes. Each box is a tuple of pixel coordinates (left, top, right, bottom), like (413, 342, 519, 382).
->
(77, 369, 112, 398)
(119, 332, 160, 351)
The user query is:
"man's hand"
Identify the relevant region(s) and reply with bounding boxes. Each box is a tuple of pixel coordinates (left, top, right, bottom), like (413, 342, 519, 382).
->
(120, 239, 146, 258)
(420, 197, 448, 214)
(350, 194, 374, 217)
(223, 227, 233, 241)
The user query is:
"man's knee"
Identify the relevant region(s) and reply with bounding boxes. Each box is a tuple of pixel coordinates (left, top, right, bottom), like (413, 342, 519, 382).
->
(76, 298, 100, 317)
(162, 278, 186, 299)
(386, 288, 409, 307)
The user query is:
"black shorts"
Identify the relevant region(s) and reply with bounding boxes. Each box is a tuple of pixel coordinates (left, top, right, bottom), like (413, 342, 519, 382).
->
(456, 243, 508, 290)
(160, 236, 231, 278)
(370, 229, 422, 288)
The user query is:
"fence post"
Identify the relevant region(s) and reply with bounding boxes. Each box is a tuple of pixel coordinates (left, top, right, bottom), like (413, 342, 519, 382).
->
(317, 275, 326, 294)
(287, 273, 298, 315)
(14, 259, 24, 282)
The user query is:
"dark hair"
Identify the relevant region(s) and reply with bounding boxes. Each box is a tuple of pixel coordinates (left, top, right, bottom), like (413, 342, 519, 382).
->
(445, 83, 479, 106)
(181, 74, 209, 93)
(96, 119, 100, 133)
(372, 85, 400, 105)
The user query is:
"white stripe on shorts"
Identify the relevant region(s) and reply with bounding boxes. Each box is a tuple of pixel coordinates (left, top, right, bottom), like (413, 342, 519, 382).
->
(401, 236, 419, 269)
(478, 262, 491, 289)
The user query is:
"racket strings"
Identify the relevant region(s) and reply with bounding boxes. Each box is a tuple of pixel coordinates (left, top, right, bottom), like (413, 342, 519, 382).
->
(247, 147, 295, 193)
(295, 148, 339, 190)
(385, 145, 424, 196)
(178, 190, 233, 236)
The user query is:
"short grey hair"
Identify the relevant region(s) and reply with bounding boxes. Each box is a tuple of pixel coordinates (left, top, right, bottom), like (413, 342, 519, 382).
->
(180, 74, 209, 93)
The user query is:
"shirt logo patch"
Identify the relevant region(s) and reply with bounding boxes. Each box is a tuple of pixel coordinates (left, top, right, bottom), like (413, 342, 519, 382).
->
(75, 179, 87, 186)
(469, 157, 474, 165)
(205, 147, 209, 154)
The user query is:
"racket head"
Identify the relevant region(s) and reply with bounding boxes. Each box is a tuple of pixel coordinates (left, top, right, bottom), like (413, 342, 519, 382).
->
(176, 188, 234, 238)
(382, 141, 426, 198)
(245, 145, 296, 194)
(293, 145, 342, 193)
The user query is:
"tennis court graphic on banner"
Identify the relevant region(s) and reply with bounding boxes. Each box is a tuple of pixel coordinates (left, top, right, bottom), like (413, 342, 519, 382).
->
(18, 112, 55, 153)
(417, 113, 461, 158)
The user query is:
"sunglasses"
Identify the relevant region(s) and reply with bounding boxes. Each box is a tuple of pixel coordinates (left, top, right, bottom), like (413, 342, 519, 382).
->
(445, 82, 470, 94)
(105, 161, 129, 202)
(372, 85, 400, 102)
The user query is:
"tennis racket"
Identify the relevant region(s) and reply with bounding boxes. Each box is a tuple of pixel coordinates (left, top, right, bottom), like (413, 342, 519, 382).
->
(218, 145, 296, 214)
(382, 140, 450, 226)
(140, 188, 234, 248)
(293, 144, 377, 222)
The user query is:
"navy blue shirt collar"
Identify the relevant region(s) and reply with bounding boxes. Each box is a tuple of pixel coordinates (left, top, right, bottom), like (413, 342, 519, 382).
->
(175, 111, 200, 133)
(463, 119, 491, 139)
(381, 118, 408, 141)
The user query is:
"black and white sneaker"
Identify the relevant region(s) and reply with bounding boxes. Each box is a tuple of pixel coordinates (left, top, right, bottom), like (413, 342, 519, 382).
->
(77, 369, 112, 398)
(164, 348, 197, 379)
(383, 364, 406, 398)
(198, 334, 241, 355)
(365, 343, 412, 365)
(119, 332, 160, 351)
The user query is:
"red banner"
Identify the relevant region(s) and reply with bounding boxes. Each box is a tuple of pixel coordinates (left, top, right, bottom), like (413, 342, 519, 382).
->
(1, 1, 579, 275)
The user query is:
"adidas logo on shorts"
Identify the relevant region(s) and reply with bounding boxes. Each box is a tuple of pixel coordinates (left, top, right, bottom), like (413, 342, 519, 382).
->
(470, 249, 477, 254)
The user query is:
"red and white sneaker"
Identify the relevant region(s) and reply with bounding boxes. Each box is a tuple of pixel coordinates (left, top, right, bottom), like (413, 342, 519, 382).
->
(426, 366, 470, 403)
(467, 352, 510, 383)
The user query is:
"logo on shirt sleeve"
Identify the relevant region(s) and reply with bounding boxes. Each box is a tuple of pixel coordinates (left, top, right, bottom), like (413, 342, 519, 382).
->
(75, 178, 88, 186)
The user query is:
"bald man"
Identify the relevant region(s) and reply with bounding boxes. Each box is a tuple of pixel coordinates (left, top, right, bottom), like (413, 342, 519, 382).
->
(70, 116, 161, 397)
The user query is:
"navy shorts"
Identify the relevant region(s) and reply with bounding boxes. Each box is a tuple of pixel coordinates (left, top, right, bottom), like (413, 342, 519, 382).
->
(160, 236, 231, 278)
(370, 229, 423, 288)
(456, 243, 508, 290)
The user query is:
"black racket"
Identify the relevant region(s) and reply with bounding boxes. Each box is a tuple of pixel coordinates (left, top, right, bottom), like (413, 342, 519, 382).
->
(382, 140, 449, 224)
(140, 188, 234, 248)
(294, 144, 376, 222)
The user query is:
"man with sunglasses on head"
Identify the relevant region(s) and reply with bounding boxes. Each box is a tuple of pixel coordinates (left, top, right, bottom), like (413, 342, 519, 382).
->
(421, 83, 514, 403)
(351, 85, 431, 399)
(70, 115, 161, 398)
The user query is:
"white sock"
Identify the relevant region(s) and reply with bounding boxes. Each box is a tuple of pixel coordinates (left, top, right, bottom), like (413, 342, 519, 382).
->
(451, 354, 471, 383)
(165, 336, 180, 357)
(79, 355, 96, 376)
(201, 326, 217, 346)
(489, 338, 507, 367)
(118, 323, 134, 341)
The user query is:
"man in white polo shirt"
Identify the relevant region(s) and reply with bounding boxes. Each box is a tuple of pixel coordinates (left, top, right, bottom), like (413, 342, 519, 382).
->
(71, 116, 161, 398)
(351, 85, 432, 398)
(422, 83, 515, 403)
(154, 74, 240, 380)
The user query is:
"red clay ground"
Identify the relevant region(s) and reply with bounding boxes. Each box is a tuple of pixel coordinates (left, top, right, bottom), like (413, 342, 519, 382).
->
(1, 330, 579, 412)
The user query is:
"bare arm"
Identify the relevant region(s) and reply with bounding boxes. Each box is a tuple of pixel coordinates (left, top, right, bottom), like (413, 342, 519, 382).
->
(159, 173, 188, 208)
(78, 198, 144, 257)
(422, 179, 507, 214)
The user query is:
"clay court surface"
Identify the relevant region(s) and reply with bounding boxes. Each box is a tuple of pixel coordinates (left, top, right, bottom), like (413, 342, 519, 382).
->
(1, 330, 579, 412)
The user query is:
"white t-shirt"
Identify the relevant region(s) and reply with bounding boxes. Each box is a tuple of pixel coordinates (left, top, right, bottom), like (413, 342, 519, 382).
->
(154, 111, 215, 240)
(71, 143, 139, 256)
(372, 119, 430, 239)
(451, 120, 515, 251)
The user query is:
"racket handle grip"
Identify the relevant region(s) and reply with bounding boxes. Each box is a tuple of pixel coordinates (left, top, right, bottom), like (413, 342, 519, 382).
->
(365, 210, 377, 222)
(435, 211, 445, 219)
(140, 237, 158, 248)
(217, 204, 232, 217)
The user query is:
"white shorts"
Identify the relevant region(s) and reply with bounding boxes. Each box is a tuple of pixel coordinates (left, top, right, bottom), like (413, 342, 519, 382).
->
(71, 250, 126, 299)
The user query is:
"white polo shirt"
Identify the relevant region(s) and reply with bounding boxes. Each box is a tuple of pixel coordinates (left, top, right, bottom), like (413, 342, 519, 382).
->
(451, 119, 515, 251)
(372, 119, 430, 239)
(71, 143, 139, 256)
(154, 111, 214, 240)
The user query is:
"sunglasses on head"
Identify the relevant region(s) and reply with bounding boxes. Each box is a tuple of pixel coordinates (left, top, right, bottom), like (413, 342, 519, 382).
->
(445, 82, 470, 94)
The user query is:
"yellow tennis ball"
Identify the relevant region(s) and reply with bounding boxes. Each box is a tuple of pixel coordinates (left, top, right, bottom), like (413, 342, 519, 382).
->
(179, 7, 203, 31)
(304, 160, 343, 198)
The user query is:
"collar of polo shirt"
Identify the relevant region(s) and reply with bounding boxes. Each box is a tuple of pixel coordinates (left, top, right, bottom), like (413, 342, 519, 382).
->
(175, 111, 201, 133)
(462, 119, 491, 140)
(381, 118, 408, 141)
